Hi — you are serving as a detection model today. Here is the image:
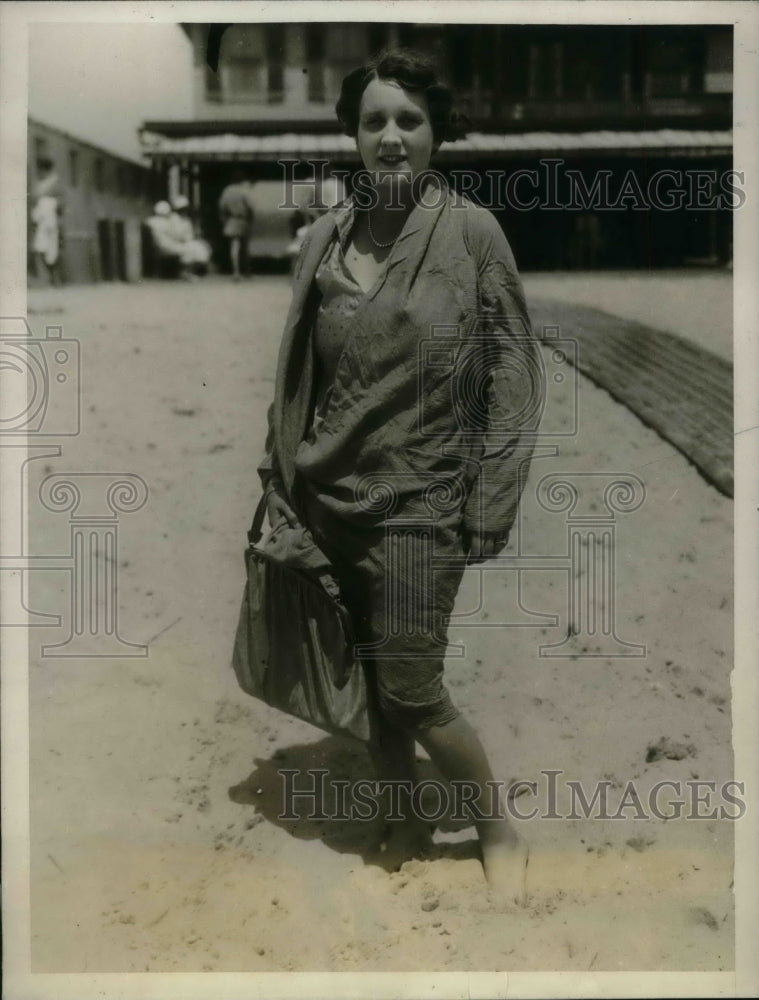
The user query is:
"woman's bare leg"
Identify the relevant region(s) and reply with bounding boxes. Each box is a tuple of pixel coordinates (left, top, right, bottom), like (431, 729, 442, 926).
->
(416, 715, 528, 903)
(367, 716, 432, 863)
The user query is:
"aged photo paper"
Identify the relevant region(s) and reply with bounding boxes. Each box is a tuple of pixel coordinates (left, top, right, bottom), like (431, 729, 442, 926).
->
(1, 2, 757, 998)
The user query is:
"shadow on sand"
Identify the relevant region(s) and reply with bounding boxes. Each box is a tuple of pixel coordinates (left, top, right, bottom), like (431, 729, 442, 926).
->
(227, 734, 480, 871)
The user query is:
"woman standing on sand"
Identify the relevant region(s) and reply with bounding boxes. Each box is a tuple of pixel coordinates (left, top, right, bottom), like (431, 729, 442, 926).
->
(257, 49, 542, 902)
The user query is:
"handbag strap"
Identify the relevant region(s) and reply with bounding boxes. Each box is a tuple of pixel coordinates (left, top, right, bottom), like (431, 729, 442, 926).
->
(247, 495, 348, 613)
(248, 493, 269, 545)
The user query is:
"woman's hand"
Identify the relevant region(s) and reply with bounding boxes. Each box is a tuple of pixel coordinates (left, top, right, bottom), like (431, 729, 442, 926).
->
(265, 486, 300, 530)
(463, 530, 509, 565)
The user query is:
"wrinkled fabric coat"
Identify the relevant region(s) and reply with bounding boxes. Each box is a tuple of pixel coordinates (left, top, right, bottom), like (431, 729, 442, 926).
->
(258, 182, 542, 542)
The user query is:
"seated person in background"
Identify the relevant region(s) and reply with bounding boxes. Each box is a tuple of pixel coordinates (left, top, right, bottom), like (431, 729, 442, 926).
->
(168, 195, 212, 276)
(145, 200, 185, 277)
(145, 199, 210, 279)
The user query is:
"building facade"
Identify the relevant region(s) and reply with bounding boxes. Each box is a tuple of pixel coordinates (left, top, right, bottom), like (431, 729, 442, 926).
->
(29, 119, 160, 284)
(141, 22, 733, 270)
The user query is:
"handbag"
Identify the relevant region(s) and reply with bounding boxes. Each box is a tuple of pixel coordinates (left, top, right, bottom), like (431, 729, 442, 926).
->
(231, 493, 371, 742)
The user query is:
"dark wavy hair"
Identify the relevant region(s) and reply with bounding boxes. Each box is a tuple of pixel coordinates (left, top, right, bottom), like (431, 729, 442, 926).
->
(335, 48, 470, 146)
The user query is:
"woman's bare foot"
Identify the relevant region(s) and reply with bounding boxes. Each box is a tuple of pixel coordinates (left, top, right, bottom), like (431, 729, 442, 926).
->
(481, 832, 529, 906)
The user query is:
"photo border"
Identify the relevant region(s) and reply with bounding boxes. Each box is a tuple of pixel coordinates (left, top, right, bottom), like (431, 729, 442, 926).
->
(2, 2, 757, 997)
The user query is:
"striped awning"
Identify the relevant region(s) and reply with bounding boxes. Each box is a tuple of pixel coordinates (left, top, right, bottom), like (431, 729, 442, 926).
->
(140, 128, 732, 161)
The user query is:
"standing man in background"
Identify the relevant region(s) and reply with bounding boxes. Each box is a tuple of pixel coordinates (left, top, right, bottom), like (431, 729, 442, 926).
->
(218, 170, 253, 280)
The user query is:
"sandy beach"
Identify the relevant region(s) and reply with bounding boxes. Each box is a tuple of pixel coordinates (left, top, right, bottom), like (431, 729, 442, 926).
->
(23, 270, 734, 973)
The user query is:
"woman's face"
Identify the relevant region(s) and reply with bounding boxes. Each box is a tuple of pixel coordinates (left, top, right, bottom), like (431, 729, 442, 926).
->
(356, 77, 436, 187)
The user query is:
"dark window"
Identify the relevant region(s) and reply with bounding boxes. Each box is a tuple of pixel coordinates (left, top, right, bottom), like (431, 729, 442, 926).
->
(446, 26, 500, 116)
(645, 28, 704, 98)
(324, 25, 368, 101)
(268, 61, 284, 102)
(305, 23, 324, 61)
(448, 26, 475, 91)
(704, 27, 732, 94)
(34, 136, 48, 169)
(266, 24, 285, 103)
(205, 61, 222, 100)
(97, 219, 113, 279)
(220, 25, 264, 102)
(368, 24, 388, 56)
(112, 220, 127, 280)
(561, 30, 625, 101)
(94, 158, 104, 192)
(475, 26, 495, 94)
(398, 25, 416, 49)
(306, 24, 325, 102)
(502, 31, 529, 102)
(227, 59, 263, 99)
(527, 42, 559, 100)
(69, 149, 79, 186)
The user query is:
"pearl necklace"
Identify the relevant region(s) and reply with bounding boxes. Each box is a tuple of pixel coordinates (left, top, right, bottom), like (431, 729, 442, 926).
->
(366, 213, 398, 249)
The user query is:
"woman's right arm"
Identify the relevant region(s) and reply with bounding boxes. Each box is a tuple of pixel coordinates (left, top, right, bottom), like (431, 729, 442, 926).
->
(258, 403, 300, 528)
(257, 220, 324, 528)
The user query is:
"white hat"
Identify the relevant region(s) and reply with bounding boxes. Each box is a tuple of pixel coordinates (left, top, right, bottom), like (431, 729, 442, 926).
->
(154, 200, 171, 216)
(172, 195, 190, 210)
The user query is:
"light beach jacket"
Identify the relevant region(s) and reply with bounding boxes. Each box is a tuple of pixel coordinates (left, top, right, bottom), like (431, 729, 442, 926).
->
(258, 185, 542, 542)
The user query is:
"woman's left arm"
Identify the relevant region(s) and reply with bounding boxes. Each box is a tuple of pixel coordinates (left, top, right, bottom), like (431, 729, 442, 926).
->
(461, 206, 543, 562)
